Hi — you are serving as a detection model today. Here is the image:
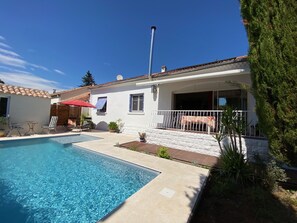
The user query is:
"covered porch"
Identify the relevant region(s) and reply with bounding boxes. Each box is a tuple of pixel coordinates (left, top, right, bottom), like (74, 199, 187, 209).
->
(151, 109, 262, 138)
(152, 89, 262, 138)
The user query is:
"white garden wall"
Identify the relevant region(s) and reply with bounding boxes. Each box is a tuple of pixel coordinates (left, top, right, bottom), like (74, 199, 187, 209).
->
(146, 128, 268, 160)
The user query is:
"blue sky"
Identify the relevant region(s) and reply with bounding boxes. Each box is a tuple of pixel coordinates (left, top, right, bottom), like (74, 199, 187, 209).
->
(0, 0, 248, 92)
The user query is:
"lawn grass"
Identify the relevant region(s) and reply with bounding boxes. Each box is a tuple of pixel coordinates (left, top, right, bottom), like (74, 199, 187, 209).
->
(190, 173, 297, 223)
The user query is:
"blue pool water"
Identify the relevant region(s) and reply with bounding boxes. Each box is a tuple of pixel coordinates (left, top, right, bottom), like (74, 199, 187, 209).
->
(0, 136, 158, 223)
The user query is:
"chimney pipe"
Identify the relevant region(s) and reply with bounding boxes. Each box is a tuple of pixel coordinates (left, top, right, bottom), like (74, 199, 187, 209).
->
(161, 65, 167, 73)
(148, 26, 156, 80)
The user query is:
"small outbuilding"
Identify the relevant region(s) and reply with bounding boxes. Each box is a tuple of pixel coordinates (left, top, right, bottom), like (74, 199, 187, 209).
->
(0, 84, 51, 135)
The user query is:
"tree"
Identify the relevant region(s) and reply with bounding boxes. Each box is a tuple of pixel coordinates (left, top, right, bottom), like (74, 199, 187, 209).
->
(0, 79, 5, 84)
(240, 0, 297, 165)
(80, 70, 96, 87)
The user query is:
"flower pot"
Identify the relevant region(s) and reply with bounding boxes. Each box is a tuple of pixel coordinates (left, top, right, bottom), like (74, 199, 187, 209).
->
(139, 137, 146, 142)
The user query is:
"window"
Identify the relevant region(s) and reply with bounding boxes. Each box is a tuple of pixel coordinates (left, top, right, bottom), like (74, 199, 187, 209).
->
(215, 90, 247, 110)
(0, 97, 8, 117)
(130, 94, 144, 112)
(96, 97, 107, 112)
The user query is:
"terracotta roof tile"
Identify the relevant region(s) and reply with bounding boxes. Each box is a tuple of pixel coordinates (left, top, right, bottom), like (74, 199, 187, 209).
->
(0, 84, 51, 99)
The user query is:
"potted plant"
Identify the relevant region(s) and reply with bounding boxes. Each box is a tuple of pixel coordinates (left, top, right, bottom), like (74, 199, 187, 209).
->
(0, 116, 7, 137)
(108, 121, 119, 133)
(138, 132, 146, 142)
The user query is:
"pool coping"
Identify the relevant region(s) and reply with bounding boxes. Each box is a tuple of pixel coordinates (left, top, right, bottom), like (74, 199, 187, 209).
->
(73, 132, 210, 223)
(0, 132, 80, 141)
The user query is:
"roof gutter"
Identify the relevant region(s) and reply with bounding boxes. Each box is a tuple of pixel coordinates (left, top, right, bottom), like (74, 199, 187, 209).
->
(136, 69, 248, 86)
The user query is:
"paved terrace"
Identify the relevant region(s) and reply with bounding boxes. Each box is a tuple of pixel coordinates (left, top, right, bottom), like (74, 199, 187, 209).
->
(74, 132, 210, 223)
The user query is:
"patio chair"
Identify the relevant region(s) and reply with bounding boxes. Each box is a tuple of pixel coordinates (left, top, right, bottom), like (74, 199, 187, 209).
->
(81, 121, 90, 131)
(6, 117, 23, 137)
(42, 116, 58, 133)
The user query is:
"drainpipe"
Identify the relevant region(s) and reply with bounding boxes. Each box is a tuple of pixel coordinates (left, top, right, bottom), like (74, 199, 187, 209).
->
(148, 26, 156, 81)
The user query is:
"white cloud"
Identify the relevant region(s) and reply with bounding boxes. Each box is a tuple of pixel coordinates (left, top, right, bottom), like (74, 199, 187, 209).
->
(0, 48, 20, 57)
(0, 36, 66, 91)
(0, 42, 11, 49)
(0, 65, 30, 74)
(29, 63, 49, 71)
(0, 53, 26, 68)
(0, 71, 63, 92)
(54, 69, 65, 75)
(0, 51, 49, 71)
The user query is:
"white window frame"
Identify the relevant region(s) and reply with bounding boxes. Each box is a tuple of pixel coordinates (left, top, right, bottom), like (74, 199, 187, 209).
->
(130, 94, 144, 112)
(96, 97, 107, 113)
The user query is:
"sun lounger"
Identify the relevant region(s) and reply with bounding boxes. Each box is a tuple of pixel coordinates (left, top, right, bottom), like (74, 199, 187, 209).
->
(42, 116, 58, 133)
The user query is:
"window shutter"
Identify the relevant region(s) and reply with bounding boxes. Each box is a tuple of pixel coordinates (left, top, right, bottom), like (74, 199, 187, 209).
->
(129, 95, 132, 112)
(139, 95, 144, 111)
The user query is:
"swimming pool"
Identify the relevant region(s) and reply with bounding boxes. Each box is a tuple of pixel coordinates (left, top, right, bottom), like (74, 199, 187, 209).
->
(0, 136, 159, 223)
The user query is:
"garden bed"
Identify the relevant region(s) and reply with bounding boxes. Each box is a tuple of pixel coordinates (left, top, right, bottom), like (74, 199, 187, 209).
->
(190, 173, 297, 223)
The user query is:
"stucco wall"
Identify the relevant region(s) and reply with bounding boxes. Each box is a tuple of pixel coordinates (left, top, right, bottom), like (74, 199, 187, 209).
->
(2, 94, 51, 134)
(146, 128, 268, 160)
(90, 84, 158, 134)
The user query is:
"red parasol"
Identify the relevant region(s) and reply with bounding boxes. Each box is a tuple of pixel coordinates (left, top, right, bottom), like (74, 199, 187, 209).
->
(61, 100, 96, 108)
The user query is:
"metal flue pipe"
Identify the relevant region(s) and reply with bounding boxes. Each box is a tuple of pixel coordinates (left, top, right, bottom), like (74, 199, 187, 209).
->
(148, 26, 156, 80)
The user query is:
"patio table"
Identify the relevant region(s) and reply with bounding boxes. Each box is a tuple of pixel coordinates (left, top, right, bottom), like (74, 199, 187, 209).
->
(181, 116, 215, 134)
(25, 121, 38, 135)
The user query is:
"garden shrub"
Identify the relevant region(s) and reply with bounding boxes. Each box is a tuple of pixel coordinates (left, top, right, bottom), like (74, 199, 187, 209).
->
(219, 144, 251, 184)
(128, 145, 138, 151)
(263, 160, 288, 191)
(108, 121, 119, 132)
(214, 107, 252, 184)
(157, 147, 170, 159)
(249, 154, 288, 191)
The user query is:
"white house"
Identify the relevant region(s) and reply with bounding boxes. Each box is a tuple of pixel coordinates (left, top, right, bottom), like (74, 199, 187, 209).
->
(0, 84, 51, 135)
(90, 56, 268, 158)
